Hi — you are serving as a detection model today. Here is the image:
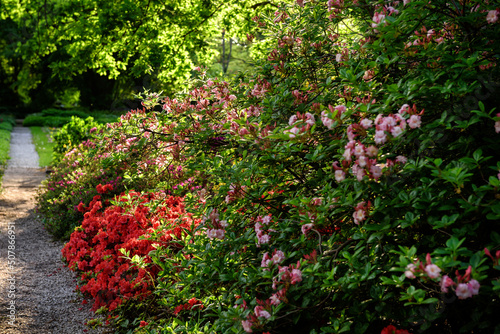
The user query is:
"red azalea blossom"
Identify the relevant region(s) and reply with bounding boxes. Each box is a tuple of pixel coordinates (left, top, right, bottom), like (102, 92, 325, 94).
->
(62, 191, 199, 311)
(381, 325, 412, 334)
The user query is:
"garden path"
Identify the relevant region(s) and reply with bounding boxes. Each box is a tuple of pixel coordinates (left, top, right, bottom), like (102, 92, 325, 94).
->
(0, 127, 103, 334)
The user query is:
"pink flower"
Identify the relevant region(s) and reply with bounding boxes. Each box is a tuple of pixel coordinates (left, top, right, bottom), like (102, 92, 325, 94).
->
(335, 170, 345, 182)
(261, 215, 272, 225)
(487, 10, 498, 24)
(468, 279, 480, 295)
(405, 264, 416, 279)
(321, 111, 334, 129)
(425, 264, 441, 279)
(270, 293, 281, 305)
(366, 145, 378, 157)
(354, 143, 365, 157)
(343, 148, 353, 162)
(360, 118, 373, 129)
(301, 223, 314, 235)
(398, 104, 410, 115)
(261, 252, 271, 267)
(242, 320, 253, 333)
(363, 70, 375, 80)
(391, 126, 403, 137)
(258, 234, 270, 244)
(334, 105, 347, 114)
(440, 275, 454, 292)
(305, 112, 316, 126)
(353, 209, 366, 224)
(291, 269, 302, 284)
(271, 250, 285, 264)
(254, 306, 271, 319)
(396, 155, 407, 164)
(370, 165, 383, 179)
(407, 115, 422, 129)
(289, 115, 298, 126)
(495, 120, 500, 133)
(456, 283, 472, 299)
(371, 12, 385, 28)
(357, 155, 368, 168)
(374, 130, 387, 145)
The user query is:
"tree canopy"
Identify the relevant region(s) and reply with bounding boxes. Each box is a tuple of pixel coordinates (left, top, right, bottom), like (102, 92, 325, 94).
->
(0, 0, 280, 111)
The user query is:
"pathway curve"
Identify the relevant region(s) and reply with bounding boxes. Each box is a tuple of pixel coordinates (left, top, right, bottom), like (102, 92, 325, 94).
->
(0, 127, 103, 334)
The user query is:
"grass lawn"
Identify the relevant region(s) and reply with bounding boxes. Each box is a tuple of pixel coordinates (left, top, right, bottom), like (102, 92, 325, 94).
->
(30, 126, 56, 167)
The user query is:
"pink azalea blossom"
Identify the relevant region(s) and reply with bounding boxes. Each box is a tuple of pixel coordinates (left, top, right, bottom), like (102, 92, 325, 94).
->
(343, 148, 353, 162)
(287, 126, 300, 138)
(360, 118, 373, 129)
(270, 293, 281, 305)
(366, 145, 378, 157)
(291, 269, 303, 284)
(495, 120, 500, 133)
(305, 112, 316, 126)
(405, 263, 416, 279)
(354, 143, 365, 157)
(407, 115, 422, 129)
(353, 208, 366, 224)
(261, 215, 272, 225)
(396, 155, 407, 164)
(357, 155, 367, 168)
(271, 250, 285, 264)
(321, 111, 335, 129)
(242, 320, 253, 333)
(370, 165, 383, 179)
(468, 279, 480, 295)
(374, 130, 387, 144)
(425, 264, 441, 279)
(398, 104, 410, 114)
(333, 104, 347, 117)
(335, 170, 346, 182)
(391, 126, 403, 137)
(301, 223, 314, 235)
(440, 275, 454, 292)
(289, 115, 298, 126)
(254, 306, 271, 319)
(487, 10, 498, 24)
(456, 283, 472, 299)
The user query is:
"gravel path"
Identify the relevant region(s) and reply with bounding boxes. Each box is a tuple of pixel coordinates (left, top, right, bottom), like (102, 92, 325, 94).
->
(0, 127, 104, 334)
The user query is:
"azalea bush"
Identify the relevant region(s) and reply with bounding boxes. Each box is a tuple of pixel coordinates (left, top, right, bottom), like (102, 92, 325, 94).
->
(36, 0, 500, 333)
(61, 189, 198, 316)
(131, 0, 500, 333)
(36, 105, 194, 239)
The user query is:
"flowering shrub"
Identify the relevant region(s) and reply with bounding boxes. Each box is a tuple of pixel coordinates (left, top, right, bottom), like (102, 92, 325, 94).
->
(135, 0, 500, 333)
(36, 0, 500, 333)
(62, 189, 198, 312)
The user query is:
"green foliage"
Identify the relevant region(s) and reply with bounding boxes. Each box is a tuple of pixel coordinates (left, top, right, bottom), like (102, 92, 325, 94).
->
(0, 0, 282, 109)
(51, 116, 103, 164)
(36, 0, 500, 333)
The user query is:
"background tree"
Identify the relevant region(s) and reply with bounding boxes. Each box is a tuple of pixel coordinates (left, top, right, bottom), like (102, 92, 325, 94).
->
(0, 0, 283, 113)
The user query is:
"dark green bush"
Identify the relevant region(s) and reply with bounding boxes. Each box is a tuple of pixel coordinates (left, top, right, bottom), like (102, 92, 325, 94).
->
(23, 114, 73, 127)
(41, 108, 90, 119)
(52, 116, 104, 164)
